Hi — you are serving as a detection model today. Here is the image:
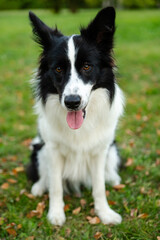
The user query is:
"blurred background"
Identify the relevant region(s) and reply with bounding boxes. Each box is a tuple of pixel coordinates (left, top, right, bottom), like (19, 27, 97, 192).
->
(0, 0, 160, 12)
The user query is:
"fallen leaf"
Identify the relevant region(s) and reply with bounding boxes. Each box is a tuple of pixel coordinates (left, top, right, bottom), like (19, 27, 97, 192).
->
(8, 155, 17, 161)
(157, 130, 160, 136)
(27, 202, 45, 219)
(108, 200, 116, 206)
(94, 231, 103, 239)
(72, 207, 81, 215)
(80, 199, 86, 208)
(140, 187, 145, 194)
(24, 192, 35, 199)
(1, 182, 9, 189)
(26, 210, 39, 219)
(157, 149, 160, 155)
(106, 190, 110, 197)
(65, 228, 71, 237)
(26, 237, 35, 240)
(64, 204, 70, 212)
(125, 158, 134, 167)
(137, 213, 148, 219)
(86, 216, 100, 224)
(36, 201, 45, 218)
(106, 233, 113, 238)
(90, 208, 95, 216)
(135, 113, 141, 120)
(7, 178, 17, 184)
(135, 166, 145, 171)
(22, 138, 32, 147)
(113, 184, 126, 190)
(6, 228, 17, 237)
(155, 159, 160, 166)
(12, 166, 24, 175)
(17, 224, 22, 230)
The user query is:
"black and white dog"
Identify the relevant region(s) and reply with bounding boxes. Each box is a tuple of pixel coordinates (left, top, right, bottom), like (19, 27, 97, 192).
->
(27, 7, 124, 226)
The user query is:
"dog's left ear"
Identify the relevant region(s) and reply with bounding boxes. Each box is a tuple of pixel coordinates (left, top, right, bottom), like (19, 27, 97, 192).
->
(81, 7, 115, 51)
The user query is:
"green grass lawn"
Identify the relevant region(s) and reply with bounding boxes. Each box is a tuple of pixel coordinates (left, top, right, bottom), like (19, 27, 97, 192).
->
(0, 8, 160, 240)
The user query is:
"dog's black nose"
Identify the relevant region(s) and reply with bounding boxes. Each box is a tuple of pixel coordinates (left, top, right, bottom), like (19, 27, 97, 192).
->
(64, 95, 81, 110)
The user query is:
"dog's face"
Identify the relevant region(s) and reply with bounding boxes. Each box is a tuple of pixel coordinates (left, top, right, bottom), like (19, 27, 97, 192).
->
(29, 7, 116, 129)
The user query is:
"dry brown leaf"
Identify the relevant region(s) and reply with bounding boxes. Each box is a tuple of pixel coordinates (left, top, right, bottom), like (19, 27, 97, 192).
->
(80, 199, 86, 208)
(22, 138, 32, 147)
(157, 130, 160, 136)
(27, 210, 39, 219)
(65, 228, 71, 237)
(108, 200, 116, 206)
(7, 178, 17, 184)
(137, 213, 148, 219)
(135, 113, 141, 120)
(86, 216, 100, 224)
(106, 190, 110, 197)
(36, 202, 45, 218)
(12, 166, 24, 175)
(135, 165, 145, 171)
(27, 202, 45, 219)
(156, 149, 160, 155)
(17, 224, 22, 230)
(26, 237, 35, 240)
(72, 206, 81, 215)
(24, 192, 35, 199)
(8, 155, 17, 161)
(6, 228, 17, 237)
(1, 182, 9, 190)
(140, 187, 145, 194)
(113, 184, 126, 190)
(90, 208, 95, 216)
(125, 158, 134, 167)
(94, 232, 103, 239)
(107, 233, 113, 238)
(64, 204, 70, 212)
(155, 159, 160, 166)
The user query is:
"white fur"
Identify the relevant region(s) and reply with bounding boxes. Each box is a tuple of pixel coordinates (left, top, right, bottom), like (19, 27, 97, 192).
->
(31, 81, 124, 226)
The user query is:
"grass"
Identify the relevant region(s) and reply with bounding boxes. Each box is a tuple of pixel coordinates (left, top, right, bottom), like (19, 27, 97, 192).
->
(0, 8, 160, 240)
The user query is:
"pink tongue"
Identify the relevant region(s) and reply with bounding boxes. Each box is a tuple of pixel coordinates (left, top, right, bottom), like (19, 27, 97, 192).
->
(66, 110, 84, 129)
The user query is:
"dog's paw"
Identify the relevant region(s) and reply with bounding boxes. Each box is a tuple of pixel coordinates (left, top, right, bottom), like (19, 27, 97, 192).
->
(97, 208, 122, 225)
(47, 208, 66, 226)
(31, 182, 45, 197)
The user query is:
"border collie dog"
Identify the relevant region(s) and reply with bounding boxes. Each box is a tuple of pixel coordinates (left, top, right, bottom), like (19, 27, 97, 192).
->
(27, 7, 124, 226)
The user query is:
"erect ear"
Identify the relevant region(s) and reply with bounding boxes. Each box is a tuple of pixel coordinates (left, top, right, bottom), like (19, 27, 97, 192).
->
(29, 11, 62, 49)
(80, 7, 115, 51)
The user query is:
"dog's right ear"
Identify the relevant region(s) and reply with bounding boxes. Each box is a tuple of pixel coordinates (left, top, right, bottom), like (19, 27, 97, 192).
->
(29, 11, 62, 49)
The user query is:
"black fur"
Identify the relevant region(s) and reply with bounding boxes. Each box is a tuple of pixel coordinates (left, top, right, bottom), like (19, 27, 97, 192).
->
(26, 143, 44, 183)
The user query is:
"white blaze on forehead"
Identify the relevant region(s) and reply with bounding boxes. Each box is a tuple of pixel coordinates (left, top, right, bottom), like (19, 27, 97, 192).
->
(61, 35, 93, 109)
(68, 35, 77, 69)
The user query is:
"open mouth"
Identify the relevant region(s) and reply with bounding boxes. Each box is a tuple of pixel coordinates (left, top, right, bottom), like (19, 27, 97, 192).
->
(66, 108, 86, 130)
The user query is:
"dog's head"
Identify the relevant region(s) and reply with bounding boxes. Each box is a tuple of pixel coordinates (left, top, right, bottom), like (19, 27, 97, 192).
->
(29, 7, 116, 129)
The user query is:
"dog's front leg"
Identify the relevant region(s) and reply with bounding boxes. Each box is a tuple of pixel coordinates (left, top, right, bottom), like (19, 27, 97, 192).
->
(46, 144, 65, 226)
(90, 151, 122, 225)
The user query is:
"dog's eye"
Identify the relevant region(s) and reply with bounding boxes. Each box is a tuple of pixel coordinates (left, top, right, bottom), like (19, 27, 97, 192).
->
(83, 64, 92, 72)
(55, 66, 62, 73)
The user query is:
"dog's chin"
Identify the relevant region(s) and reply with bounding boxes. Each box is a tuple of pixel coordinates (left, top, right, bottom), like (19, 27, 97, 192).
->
(66, 108, 86, 130)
